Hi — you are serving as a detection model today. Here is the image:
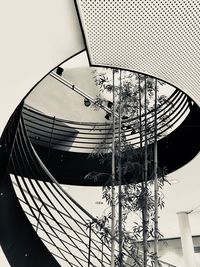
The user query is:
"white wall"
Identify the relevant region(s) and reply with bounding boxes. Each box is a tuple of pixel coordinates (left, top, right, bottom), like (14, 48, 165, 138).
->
(0, 0, 85, 136)
(150, 236, 200, 267)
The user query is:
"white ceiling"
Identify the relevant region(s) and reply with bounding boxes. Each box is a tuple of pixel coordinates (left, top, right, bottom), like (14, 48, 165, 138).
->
(0, 0, 84, 135)
(76, 0, 200, 105)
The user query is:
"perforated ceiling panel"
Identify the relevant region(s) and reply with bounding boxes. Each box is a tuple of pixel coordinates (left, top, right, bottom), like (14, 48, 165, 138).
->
(76, 0, 200, 105)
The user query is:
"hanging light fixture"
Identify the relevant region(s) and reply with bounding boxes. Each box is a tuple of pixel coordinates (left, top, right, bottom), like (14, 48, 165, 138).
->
(107, 101, 113, 109)
(84, 98, 91, 107)
(105, 112, 111, 120)
(56, 67, 64, 76)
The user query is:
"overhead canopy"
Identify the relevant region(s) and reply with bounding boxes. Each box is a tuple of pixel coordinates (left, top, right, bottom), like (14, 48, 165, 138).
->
(76, 0, 200, 105)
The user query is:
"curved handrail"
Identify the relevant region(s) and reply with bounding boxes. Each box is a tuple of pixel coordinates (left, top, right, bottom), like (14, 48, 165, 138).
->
(22, 90, 190, 152)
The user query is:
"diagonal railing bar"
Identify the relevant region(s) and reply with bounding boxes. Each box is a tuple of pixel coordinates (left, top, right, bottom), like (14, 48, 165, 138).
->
(6, 109, 177, 267)
(32, 180, 107, 266)
(16, 195, 109, 254)
(12, 173, 73, 265)
(17, 121, 96, 267)
(22, 114, 170, 266)
(0, 102, 24, 183)
(16, 196, 100, 243)
(47, 190, 112, 265)
(11, 124, 85, 267)
(14, 195, 108, 264)
(14, 192, 88, 228)
(20, 131, 141, 266)
(21, 117, 136, 265)
(43, 181, 111, 264)
(11, 150, 76, 266)
(18, 121, 111, 266)
(16, 117, 112, 266)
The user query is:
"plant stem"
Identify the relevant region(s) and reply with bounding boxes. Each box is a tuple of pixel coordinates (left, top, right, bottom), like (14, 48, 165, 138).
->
(143, 76, 148, 267)
(154, 78, 159, 266)
(138, 75, 147, 266)
(118, 69, 123, 267)
(111, 69, 116, 267)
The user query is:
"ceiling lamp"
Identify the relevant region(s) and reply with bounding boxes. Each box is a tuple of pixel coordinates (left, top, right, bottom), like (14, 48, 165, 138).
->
(105, 112, 111, 120)
(56, 67, 64, 76)
(84, 97, 91, 107)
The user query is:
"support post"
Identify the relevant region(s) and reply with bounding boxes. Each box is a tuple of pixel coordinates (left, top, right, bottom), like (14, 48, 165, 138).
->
(177, 212, 196, 267)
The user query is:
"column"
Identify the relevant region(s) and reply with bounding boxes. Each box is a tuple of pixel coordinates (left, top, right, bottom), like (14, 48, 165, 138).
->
(177, 212, 196, 267)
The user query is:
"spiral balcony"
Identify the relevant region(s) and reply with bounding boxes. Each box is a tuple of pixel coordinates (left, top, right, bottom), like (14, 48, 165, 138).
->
(0, 1, 199, 267)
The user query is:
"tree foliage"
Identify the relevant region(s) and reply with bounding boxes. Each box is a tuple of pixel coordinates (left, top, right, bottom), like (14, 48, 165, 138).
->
(85, 68, 172, 266)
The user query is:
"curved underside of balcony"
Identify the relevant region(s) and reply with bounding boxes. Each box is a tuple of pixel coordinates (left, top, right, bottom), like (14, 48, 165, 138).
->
(29, 107, 200, 186)
(0, 107, 137, 267)
(6, 89, 199, 186)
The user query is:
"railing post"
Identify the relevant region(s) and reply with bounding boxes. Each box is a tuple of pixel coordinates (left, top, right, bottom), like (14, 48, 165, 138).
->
(47, 116, 55, 160)
(88, 222, 92, 267)
(36, 204, 43, 233)
(101, 240, 104, 267)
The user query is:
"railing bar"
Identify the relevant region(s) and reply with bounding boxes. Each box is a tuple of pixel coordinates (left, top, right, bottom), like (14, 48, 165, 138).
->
(43, 180, 111, 264)
(19, 120, 105, 267)
(14, 121, 84, 267)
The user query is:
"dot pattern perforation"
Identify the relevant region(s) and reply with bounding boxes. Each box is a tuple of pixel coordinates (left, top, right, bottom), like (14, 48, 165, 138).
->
(76, 0, 200, 105)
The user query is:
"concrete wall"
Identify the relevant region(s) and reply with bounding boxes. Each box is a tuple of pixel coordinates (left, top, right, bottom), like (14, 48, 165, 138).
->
(150, 236, 200, 267)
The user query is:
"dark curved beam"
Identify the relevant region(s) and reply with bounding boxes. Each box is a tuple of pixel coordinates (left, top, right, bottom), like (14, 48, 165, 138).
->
(0, 105, 60, 267)
(0, 175, 60, 267)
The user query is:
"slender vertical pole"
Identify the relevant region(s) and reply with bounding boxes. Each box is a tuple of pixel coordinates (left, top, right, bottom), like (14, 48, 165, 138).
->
(154, 79, 159, 267)
(138, 75, 146, 266)
(143, 76, 148, 267)
(88, 222, 92, 267)
(118, 70, 123, 267)
(111, 69, 116, 267)
(138, 75, 143, 160)
(101, 240, 104, 267)
(47, 116, 55, 160)
(36, 204, 43, 233)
